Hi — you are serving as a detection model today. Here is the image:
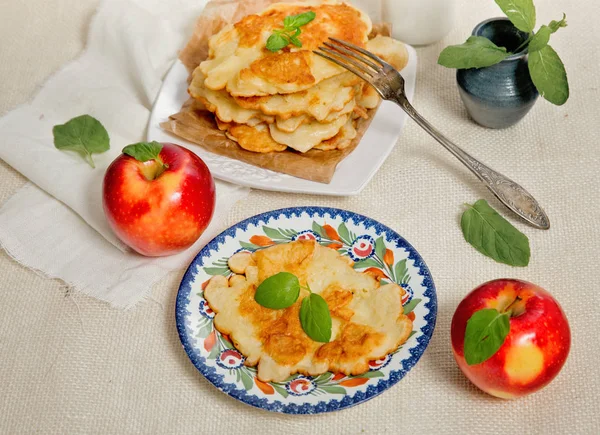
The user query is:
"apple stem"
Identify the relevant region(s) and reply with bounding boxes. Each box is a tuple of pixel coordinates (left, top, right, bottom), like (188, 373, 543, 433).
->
(140, 158, 169, 181)
(156, 156, 169, 171)
(155, 160, 168, 179)
(504, 296, 522, 317)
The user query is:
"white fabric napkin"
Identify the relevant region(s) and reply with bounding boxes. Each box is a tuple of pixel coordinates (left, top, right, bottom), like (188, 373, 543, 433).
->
(0, 0, 250, 308)
(0, 0, 380, 308)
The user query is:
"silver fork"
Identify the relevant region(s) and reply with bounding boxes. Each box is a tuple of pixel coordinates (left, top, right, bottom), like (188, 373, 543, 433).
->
(315, 38, 550, 230)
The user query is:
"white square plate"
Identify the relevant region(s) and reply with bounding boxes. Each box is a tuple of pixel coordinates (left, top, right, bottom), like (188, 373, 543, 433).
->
(148, 45, 417, 196)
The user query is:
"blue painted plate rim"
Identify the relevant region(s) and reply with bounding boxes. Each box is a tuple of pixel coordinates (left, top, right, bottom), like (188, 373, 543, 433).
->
(175, 206, 437, 414)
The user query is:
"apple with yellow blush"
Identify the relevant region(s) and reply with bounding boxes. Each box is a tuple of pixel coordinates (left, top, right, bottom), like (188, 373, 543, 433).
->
(451, 279, 570, 399)
(103, 142, 215, 256)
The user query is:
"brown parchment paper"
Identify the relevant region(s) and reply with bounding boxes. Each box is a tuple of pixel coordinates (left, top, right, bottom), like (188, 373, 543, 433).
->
(160, 0, 391, 184)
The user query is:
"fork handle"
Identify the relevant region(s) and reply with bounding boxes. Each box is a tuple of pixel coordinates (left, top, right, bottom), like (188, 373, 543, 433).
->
(395, 96, 550, 229)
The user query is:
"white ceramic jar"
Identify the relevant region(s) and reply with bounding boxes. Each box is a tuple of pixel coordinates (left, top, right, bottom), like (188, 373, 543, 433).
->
(382, 0, 456, 46)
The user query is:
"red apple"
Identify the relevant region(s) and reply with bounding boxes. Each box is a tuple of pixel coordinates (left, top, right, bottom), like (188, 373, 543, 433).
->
(103, 142, 215, 256)
(451, 279, 570, 399)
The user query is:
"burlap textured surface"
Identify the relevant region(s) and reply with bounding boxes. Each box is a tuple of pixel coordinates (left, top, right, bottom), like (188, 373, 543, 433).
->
(1, 0, 598, 433)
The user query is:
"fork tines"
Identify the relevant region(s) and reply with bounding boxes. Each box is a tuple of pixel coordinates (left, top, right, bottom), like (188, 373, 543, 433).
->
(314, 37, 387, 85)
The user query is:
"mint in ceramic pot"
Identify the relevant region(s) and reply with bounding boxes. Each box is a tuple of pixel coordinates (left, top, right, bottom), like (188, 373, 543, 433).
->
(438, 0, 569, 128)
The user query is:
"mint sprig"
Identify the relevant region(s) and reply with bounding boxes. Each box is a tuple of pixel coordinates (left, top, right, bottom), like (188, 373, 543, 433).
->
(528, 45, 569, 105)
(438, 0, 569, 105)
(266, 11, 316, 52)
(122, 141, 169, 179)
(464, 308, 510, 365)
(494, 0, 536, 33)
(437, 36, 509, 69)
(122, 141, 168, 166)
(461, 199, 530, 267)
(463, 296, 524, 365)
(53, 115, 110, 168)
(253, 271, 332, 343)
(254, 272, 300, 309)
(300, 291, 332, 343)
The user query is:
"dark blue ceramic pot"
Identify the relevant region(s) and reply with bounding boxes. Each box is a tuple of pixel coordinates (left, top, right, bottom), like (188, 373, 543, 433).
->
(457, 18, 538, 129)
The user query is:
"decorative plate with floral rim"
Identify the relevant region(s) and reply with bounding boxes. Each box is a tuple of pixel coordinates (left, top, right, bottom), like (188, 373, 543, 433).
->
(176, 207, 436, 414)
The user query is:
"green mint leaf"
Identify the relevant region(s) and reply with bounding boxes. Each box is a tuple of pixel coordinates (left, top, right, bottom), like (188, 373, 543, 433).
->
(529, 14, 568, 53)
(283, 15, 295, 28)
(284, 11, 316, 28)
(52, 115, 110, 168)
(267, 12, 315, 52)
(464, 308, 510, 365)
(122, 141, 163, 162)
(254, 272, 300, 309)
(402, 298, 421, 315)
(289, 36, 302, 47)
(437, 36, 509, 69)
(548, 13, 567, 33)
(494, 0, 536, 33)
(461, 199, 530, 266)
(300, 293, 332, 342)
(266, 33, 289, 52)
(528, 44, 569, 105)
(528, 26, 551, 52)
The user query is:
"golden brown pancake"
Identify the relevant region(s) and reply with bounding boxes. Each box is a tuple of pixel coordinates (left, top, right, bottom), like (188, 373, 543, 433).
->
(222, 122, 287, 153)
(185, 0, 410, 156)
(234, 74, 358, 121)
(313, 117, 357, 151)
(368, 35, 410, 71)
(189, 69, 357, 132)
(273, 98, 356, 133)
(200, 0, 372, 96)
(268, 114, 349, 152)
(189, 71, 271, 125)
(204, 240, 413, 382)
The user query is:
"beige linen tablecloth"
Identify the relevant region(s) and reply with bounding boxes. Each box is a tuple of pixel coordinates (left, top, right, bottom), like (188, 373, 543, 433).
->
(1, 0, 598, 433)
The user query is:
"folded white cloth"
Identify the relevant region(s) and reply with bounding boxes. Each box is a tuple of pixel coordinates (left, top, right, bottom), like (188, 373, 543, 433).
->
(0, 0, 381, 308)
(0, 0, 249, 308)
